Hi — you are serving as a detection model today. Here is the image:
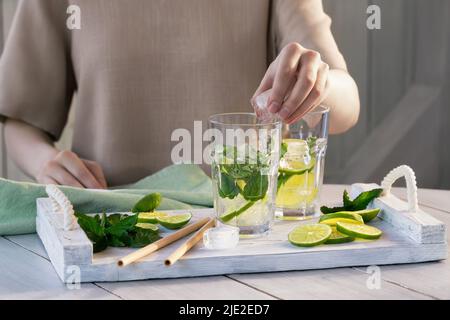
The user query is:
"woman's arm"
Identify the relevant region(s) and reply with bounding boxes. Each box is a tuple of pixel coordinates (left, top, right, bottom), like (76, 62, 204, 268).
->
(4, 118, 107, 188)
(254, 0, 360, 134)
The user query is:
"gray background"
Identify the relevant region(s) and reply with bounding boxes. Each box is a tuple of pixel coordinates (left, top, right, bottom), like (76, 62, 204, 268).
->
(1, 0, 449, 189)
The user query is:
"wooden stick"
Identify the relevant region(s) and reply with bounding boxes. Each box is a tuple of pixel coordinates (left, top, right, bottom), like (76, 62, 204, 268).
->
(165, 218, 216, 266)
(118, 217, 210, 267)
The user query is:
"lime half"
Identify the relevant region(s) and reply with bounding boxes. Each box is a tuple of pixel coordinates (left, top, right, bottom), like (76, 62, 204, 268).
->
(288, 223, 332, 247)
(336, 222, 382, 240)
(138, 211, 168, 224)
(157, 213, 192, 230)
(135, 223, 159, 232)
(319, 212, 364, 226)
(325, 227, 355, 244)
(353, 208, 381, 223)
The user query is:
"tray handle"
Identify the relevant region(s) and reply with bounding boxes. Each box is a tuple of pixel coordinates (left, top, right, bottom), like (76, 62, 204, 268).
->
(45, 185, 78, 231)
(381, 165, 419, 212)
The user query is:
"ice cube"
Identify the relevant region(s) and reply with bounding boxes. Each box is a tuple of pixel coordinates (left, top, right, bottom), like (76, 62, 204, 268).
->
(252, 89, 280, 124)
(203, 224, 239, 250)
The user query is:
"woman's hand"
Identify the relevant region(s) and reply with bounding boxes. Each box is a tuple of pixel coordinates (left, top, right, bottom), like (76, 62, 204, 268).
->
(253, 42, 330, 124)
(36, 150, 107, 189)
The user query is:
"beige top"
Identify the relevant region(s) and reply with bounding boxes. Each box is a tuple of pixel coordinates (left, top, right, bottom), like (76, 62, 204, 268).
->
(0, 0, 345, 186)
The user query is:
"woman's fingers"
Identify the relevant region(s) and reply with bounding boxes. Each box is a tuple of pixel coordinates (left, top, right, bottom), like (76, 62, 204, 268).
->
(82, 159, 108, 189)
(39, 176, 59, 186)
(43, 160, 84, 188)
(55, 151, 104, 189)
(285, 62, 330, 124)
(36, 150, 107, 189)
(278, 50, 321, 120)
(252, 62, 276, 103)
(268, 43, 303, 113)
(253, 42, 332, 124)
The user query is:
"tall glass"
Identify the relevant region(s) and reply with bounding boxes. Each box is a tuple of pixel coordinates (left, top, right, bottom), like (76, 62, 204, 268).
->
(275, 105, 329, 220)
(209, 113, 281, 237)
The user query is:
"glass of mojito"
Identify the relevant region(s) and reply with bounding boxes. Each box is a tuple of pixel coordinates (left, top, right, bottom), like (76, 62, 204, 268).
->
(209, 113, 281, 237)
(275, 105, 329, 220)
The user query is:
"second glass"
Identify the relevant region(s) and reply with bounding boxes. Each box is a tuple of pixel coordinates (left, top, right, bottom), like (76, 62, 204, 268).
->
(275, 105, 329, 220)
(209, 113, 281, 237)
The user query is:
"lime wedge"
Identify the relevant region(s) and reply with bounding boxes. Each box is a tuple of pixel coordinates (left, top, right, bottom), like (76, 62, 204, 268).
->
(325, 227, 355, 244)
(220, 201, 255, 223)
(288, 223, 332, 247)
(157, 213, 192, 230)
(135, 223, 159, 232)
(319, 212, 364, 226)
(336, 222, 382, 240)
(138, 211, 168, 224)
(353, 208, 381, 222)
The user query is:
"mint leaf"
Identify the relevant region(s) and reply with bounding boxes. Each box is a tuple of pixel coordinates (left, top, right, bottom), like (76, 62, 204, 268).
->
(106, 214, 138, 238)
(75, 213, 108, 253)
(351, 188, 383, 210)
(320, 205, 346, 214)
(132, 193, 162, 213)
(343, 190, 353, 208)
(218, 172, 239, 199)
(221, 164, 255, 180)
(280, 142, 288, 159)
(129, 228, 161, 248)
(242, 173, 268, 201)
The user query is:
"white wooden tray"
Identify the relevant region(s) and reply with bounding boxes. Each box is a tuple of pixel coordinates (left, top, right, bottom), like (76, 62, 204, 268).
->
(36, 184, 447, 283)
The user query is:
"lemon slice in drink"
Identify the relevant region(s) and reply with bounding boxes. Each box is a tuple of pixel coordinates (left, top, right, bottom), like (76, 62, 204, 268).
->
(138, 211, 168, 224)
(276, 172, 318, 208)
(135, 223, 159, 232)
(288, 223, 332, 247)
(319, 212, 364, 226)
(336, 222, 382, 240)
(325, 227, 355, 244)
(157, 213, 192, 230)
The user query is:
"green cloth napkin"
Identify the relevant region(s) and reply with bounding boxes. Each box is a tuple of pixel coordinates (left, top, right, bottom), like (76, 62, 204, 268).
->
(0, 164, 213, 236)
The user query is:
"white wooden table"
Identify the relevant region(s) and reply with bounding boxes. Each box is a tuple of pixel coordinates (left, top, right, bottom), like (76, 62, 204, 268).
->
(1, 185, 449, 300)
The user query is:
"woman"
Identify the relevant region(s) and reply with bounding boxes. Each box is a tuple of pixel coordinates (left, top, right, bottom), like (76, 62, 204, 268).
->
(0, 0, 359, 188)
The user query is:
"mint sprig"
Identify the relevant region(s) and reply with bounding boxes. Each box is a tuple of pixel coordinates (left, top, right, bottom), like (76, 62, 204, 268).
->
(76, 192, 163, 253)
(320, 188, 383, 214)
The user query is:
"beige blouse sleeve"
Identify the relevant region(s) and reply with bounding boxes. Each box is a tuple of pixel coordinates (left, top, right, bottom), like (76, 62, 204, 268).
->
(271, 0, 347, 70)
(0, 0, 75, 140)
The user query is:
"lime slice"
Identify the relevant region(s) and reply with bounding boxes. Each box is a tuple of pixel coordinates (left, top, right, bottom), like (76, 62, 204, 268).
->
(325, 227, 355, 244)
(288, 223, 332, 247)
(279, 139, 315, 174)
(138, 211, 168, 224)
(135, 223, 159, 232)
(220, 201, 255, 223)
(156, 213, 192, 230)
(319, 212, 364, 226)
(336, 222, 382, 240)
(276, 172, 318, 208)
(353, 208, 381, 222)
